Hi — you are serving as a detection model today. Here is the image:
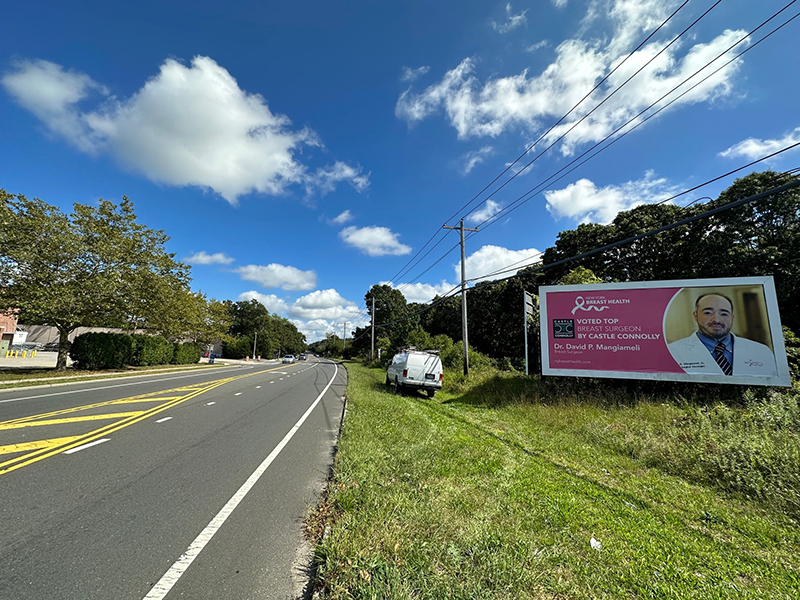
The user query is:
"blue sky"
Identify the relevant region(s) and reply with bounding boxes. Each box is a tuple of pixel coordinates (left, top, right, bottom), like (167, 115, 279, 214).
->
(2, 1, 798, 341)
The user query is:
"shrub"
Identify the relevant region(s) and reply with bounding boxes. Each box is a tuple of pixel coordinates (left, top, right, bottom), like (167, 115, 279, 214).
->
(131, 334, 174, 366)
(223, 336, 251, 359)
(173, 341, 202, 364)
(70, 332, 135, 370)
(601, 389, 800, 518)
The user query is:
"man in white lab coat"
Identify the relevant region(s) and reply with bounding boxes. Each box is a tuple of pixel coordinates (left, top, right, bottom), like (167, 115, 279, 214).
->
(668, 293, 777, 377)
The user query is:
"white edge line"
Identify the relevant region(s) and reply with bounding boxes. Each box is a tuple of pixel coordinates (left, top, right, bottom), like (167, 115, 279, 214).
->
(63, 438, 111, 454)
(155, 417, 173, 423)
(142, 362, 339, 600)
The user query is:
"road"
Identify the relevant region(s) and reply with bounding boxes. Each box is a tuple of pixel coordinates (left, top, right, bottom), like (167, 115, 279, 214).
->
(0, 357, 347, 599)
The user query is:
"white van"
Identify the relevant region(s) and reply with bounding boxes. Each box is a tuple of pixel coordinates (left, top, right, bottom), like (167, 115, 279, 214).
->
(386, 350, 443, 397)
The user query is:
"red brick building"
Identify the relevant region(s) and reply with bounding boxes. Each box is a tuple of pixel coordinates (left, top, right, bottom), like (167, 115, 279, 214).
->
(0, 312, 18, 353)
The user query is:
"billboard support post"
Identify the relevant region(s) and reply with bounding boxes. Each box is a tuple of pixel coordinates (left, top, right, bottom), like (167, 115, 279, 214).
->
(523, 291, 536, 376)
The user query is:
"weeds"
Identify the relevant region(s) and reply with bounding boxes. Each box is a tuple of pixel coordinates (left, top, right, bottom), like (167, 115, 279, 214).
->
(312, 362, 800, 599)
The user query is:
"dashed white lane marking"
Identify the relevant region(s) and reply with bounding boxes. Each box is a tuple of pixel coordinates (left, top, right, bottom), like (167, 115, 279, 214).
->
(155, 417, 173, 423)
(206, 402, 216, 406)
(142, 363, 339, 600)
(235, 392, 242, 396)
(63, 438, 110, 454)
(270, 381, 275, 384)
(279, 378, 283, 381)
(256, 386, 262, 389)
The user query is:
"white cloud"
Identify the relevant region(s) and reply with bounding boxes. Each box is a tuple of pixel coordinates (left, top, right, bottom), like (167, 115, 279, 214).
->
(240, 288, 361, 341)
(396, 1, 746, 152)
(461, 146, 494, 174)
(288, 289, 360, 320)
(719, 127, 800, 161)
(393, 281, 457, 304)
(293, 318, 338, 343)
(1, 59, 107, 153)
(492, 3, 528, 34)
(462, 244, 542, 283)
(339, 226, 412, 256)
(2, 56, 367, 203)
(401, 66, 430, 82)
(552, 0, 568, 7)
(526, 40, 550, 53)
(237, 291, 289, 314)
(330, 209, 354, 225)
(185, 251, 234, 265)
(238, 289, 359, 321)
(466, 199, 503, 225)
(544, 170, 676, 224)
(305, 161, 370, 196)
(235, 263, 317, 291)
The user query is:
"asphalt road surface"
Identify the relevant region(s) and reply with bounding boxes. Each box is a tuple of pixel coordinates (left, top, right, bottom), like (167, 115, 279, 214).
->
(0, 357, 347, 599)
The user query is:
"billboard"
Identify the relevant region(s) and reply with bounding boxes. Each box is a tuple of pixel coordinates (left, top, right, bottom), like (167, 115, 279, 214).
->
(539, 276, 791, 387)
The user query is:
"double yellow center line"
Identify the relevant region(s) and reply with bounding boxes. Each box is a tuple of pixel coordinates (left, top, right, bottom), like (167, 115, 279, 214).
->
(0, 364, 297, 476)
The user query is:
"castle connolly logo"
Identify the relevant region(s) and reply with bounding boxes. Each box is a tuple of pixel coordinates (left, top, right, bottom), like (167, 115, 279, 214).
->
(553, 319, 575, 339)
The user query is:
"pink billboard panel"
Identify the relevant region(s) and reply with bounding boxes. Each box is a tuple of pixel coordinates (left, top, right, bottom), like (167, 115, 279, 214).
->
(539, 277, 791, 387)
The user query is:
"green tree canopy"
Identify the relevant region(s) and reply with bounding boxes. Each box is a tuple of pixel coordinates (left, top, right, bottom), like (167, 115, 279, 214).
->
(0, 191, 193, 368)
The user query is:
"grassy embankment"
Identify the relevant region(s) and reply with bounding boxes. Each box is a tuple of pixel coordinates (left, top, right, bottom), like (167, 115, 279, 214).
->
(309, 361, 800, 599)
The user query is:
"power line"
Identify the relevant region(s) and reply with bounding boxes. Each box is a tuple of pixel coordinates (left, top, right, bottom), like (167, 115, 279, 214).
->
(463, 3, 800, 236)
(451, 0, 718, 226)
(468, 153, 800, 283)
(381, 0, 697, 295)
(347, 3, 798, 333)
(390, 0, 766, 294)
(441, 0, 696, 227)
(471, 173, 800, 285)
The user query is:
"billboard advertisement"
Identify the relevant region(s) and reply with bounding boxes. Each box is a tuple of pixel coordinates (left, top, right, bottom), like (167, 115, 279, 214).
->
(539, 276, 791, 386)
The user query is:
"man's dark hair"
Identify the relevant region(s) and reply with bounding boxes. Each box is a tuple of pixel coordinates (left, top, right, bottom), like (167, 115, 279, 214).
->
(694, 292, 734, 313)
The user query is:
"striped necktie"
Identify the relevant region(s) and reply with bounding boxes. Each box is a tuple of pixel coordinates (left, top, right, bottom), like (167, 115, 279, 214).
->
(714, 341, 733, 376)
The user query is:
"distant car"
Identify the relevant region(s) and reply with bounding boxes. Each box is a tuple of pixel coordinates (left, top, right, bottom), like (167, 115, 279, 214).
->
(386, 350, 443, 397)
(298, 353, 307, 361)
(282, 355, 295, 364)
(42, 341, 60, 352)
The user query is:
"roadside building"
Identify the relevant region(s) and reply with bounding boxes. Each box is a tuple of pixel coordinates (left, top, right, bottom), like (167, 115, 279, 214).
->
(0, 312, 22, 353)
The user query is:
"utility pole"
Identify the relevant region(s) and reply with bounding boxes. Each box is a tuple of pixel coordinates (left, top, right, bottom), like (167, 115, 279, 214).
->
(252, 330, 258, 360)
(443, 219, 478, 376)
(371, 296, 375, 361)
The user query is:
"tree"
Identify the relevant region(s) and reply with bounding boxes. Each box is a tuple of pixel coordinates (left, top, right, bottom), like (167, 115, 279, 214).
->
(0, 191, 192, 369)
(365, 284, 418, 350)
(224, 299, 306, 358)
(537, 171, 800, 331)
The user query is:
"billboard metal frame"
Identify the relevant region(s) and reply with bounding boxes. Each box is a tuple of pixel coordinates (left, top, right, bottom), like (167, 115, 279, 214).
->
(540, 276, 791, 387)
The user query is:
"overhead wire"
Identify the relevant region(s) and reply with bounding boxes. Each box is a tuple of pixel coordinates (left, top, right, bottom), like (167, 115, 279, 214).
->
(362, 170, 800, 332)
(461, 2, 800, 239)
(467, 167, 800, 284)
(338, 2, 798, 337)
(388, 0, 733, 293)
(380, 0, 697, 296)
(448, 0, 718, 227)
(439, 0, 696, 226)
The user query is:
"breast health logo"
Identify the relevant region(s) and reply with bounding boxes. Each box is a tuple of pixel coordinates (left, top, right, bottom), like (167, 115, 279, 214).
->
(571, 296, 610, 315)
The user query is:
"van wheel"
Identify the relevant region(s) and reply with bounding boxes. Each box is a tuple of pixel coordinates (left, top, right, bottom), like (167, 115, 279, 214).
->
(385, 375, 391, 387)
(426, 390, 435, 398)
(393, 378, 400, 395)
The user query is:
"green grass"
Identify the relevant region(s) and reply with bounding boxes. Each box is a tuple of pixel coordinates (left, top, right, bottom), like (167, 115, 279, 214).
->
(310, 362, 800, 599)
